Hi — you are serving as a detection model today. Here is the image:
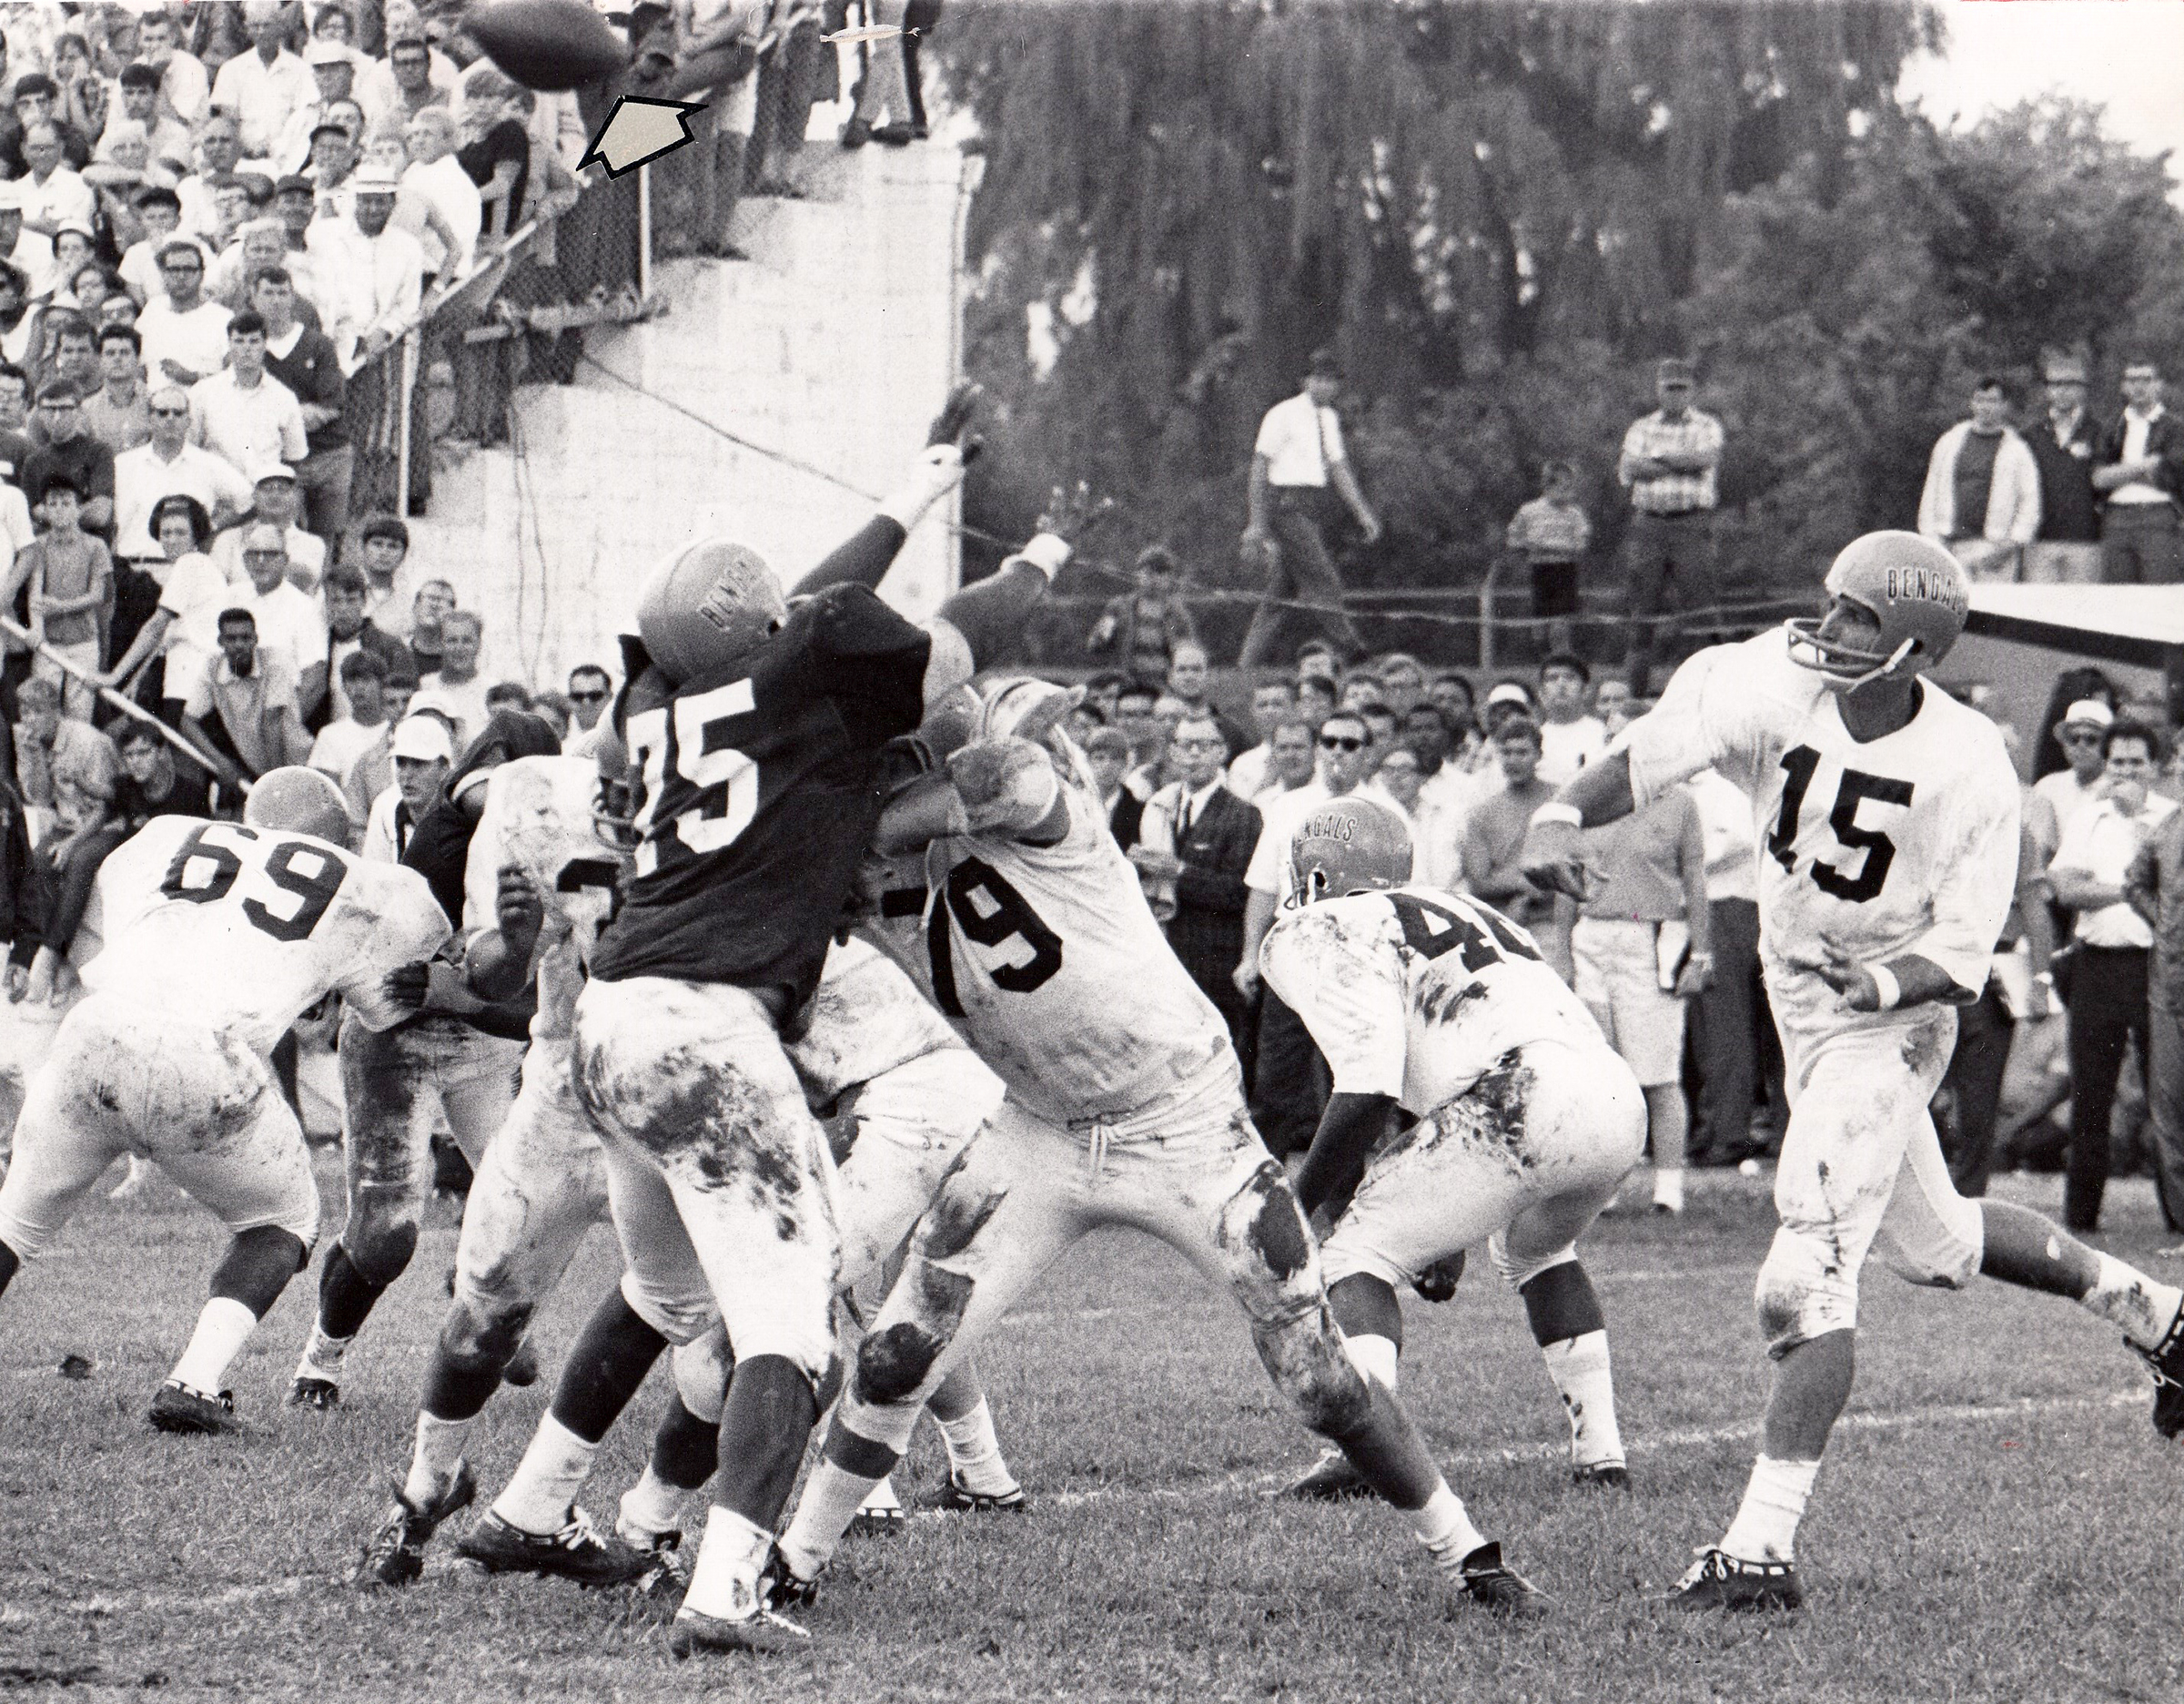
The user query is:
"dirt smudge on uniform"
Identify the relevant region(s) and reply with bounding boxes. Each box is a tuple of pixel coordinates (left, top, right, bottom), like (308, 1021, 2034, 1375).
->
(915, 1182, 1006, 1262)
(1241, 1162, 1310, 1279)
(1900, 1019, 1948, 1080)
(1415, 978, 1489, 1027)
(854, 1263, 974, 1405)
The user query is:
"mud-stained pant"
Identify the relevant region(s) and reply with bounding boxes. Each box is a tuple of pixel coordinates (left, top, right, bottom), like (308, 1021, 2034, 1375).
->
(834, 1051, 1372, 1457)
(1757, 1006, 1987, 1357)
(441, 1040, 612, 1360)
(574, 975, 843, 1389)
(1320, 1039, 1646, 1294)
(336, 1009, 523, 1282)
(0, 996, 319, 1259)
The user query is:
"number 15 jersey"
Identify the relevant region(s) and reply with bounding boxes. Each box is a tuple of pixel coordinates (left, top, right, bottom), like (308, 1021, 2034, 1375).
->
(83, 816, 452, 1054)
(1622, 628, 2019, 1038)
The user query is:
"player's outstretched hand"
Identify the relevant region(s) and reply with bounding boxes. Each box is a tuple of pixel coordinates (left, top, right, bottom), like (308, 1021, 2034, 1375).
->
(926, 381, 985, 466)
(496, 865, 544, 947)
(1036, 481, 1116, 551)
(1412, 1251, 1465, 1303)
(1519, 820, 1593, 901)
(383, 961, 431, 1015)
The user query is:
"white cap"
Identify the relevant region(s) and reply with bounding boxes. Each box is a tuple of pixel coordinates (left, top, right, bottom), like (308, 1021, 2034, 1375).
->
(2060, 699, 2114, 731)
(389, 715, 453, 763)
(305, 39, 352, 66)
(351, 167, 400, 195)
(248, 459, 296, 485)
(1485, 683, 1532, 710)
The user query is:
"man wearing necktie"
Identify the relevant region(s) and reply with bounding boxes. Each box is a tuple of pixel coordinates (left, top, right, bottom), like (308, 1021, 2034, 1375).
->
(1239, 347, 1381, 668)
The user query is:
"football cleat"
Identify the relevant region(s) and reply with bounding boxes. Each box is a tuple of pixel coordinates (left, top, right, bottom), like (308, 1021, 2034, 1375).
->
(668, 1571, 813, 1658)
(935, 1473, 1032, 1515)
(1663, 1546, 1805, 1612)
(453, 1507, 655, 1588)
(353, 1465, 477, 1589)
(1453, 1542, 1547, 1617)
(288, 1376, 340, 1410)
(1279, 1451, 1374, 1503)
(147, 1380, 238, 1435)
(762, 1548, 821, 1613)
(1572, 1461, 1630, 1490)
(2134, 1306, 2184, 1441)
(620, 1526, 692, 1605)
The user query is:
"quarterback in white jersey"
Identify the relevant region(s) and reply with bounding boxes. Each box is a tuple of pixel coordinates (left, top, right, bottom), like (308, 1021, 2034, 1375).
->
(0, 771, 447, 1435)
(777, 678, 1546, 1618)
(1259, 796, 1644, 1499)
(1522, 532, 2184, 1611)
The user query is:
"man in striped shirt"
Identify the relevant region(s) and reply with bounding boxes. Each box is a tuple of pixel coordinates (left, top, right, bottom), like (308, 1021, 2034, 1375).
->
(1616, 358, 1724, 695)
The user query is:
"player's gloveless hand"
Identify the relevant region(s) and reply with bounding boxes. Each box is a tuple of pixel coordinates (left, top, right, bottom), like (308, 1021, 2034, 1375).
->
(1519, 819, 1592, 901)
(1813, 958, 1883, 1012)
(1412, 1251, 1465, 1303)
(382, 961, 431, 1015)
(496, 864, 544, 947)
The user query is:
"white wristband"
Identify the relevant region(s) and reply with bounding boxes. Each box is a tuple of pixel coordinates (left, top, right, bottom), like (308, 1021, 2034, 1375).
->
(1867, 963, 1901, 1011)
(1529, 802, 1583, 830)
(1002, 532, 1071, 583)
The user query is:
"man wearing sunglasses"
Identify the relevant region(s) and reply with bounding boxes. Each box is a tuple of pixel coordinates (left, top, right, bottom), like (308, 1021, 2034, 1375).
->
(1236, 707, 1380, 1157)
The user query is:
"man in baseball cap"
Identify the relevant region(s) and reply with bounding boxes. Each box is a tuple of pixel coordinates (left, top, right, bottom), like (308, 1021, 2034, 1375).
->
(2031, 697, 2117, 850)
(362, 714, 456, 862)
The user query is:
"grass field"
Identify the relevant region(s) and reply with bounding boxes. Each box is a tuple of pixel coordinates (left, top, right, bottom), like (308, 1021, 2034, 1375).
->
(4, 1155, 2182, 1703)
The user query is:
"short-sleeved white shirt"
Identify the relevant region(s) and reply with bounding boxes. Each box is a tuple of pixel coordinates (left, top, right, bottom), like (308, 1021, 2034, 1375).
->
(1252, 390, 1345, 488)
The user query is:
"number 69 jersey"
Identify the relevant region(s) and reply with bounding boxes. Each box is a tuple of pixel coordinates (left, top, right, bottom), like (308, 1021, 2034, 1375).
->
(868, 773, 1233, 1126)
(1259, 887, 1603, 1117)
(82, 816, 452, 1055)
(1622, 628, 2020, 1038)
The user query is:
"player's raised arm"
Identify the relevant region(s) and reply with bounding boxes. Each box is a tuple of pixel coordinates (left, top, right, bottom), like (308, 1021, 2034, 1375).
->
(875, 680, 1082, 856)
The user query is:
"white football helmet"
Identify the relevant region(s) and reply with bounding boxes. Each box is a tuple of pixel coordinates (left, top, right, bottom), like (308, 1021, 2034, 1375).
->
(1785, 530, 1968, 691)
(245, 766, 355, 849)
(634, 538, 786, 685)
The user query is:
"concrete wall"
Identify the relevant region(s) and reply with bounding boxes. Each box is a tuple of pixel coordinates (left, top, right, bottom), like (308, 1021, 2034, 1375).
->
(413, 142, 969, 693)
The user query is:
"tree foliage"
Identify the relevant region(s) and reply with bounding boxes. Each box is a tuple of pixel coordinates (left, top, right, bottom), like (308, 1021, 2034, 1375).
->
(934, 2, 2184, 659)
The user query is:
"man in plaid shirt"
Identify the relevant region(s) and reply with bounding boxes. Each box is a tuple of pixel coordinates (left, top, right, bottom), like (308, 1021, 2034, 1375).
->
(1616, 358, 1724, 694)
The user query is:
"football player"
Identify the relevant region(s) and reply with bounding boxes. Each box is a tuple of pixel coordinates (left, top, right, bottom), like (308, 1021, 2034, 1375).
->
(1259, 796, 1645, 1500)
(289, 712, 561, 1408)
(0, 769, 446, 1432)
(499, 389, 1071, 1654)
(1522, 531, 2184, 1610)
(774, 677, 1544, 1619)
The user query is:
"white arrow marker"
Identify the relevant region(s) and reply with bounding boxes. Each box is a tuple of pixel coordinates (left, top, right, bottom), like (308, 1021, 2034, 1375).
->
(823, 25, 917, 44)
(578, 96, 709, 178)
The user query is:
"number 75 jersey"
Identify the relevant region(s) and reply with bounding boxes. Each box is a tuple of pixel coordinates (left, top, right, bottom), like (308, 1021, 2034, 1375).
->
(82, 816, 452, 1054)
(1622, 628, 2020, 1034)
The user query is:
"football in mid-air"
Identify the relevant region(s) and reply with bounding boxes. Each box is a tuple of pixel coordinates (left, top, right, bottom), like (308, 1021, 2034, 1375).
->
(465, 0, 628, 93)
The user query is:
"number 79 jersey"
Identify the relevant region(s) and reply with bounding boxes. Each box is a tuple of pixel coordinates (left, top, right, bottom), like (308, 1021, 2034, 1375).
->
(871, 779, 1233, 1126)
(1622, 628, 2020, 1035)
(82, 815, 452, 1054)
(1259, 886, 1603, 1117)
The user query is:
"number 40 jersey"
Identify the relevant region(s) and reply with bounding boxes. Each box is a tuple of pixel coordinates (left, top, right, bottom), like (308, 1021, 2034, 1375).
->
(1259, 887, 1603, 1117)
(1623, 627, 2020, 1040)
(83, 816, 452, 1054)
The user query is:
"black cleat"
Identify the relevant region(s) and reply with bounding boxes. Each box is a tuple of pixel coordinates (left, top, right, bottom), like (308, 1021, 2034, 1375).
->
(147, 1381, 238, 1435)
(762, 1548, 820, 1613)
(288, 1376, 340, 1410)
(2133, 1309, 2184, 1441)
(1453, 1541, 1547, 1617)
(1572, 1461, 1630, 1490)
(669, 1566, 812, 1657)
(1279, 1451, 1375, 1503)
(622, 1526, 691, 1605)
(935, 1473, 1031, 1514)
(353, 1465, 477, 1588)
(454, 1507, 654, 1588)
(1663, 1546, 1805, 1612)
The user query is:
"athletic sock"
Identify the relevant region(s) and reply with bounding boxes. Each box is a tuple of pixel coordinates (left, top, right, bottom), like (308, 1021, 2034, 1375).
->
(2082, 1255, 2184, 1352)
(935, 1399, 1017, 1496)
(682, 1506, 774, 1621)
(404, 1412, 473, 1508)
(1653, 1168, 1686, 1212)
(294, 1324, 351, 1385)
(1541, 1332, 1623, 1467)
(618, 1465, 691, 1544)
(1719, 1455, 1821, 1564)
(779, 1458, 885, 1580)
(169, 1297, 257, 1395)
(490, 1414, 598, 1536)
(1342, 1332, 1400, 1392)
(1411, 1483, 1490, 1571)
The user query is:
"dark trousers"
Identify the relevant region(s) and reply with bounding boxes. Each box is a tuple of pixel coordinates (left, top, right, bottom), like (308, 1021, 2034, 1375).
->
(1251, 989, 1330, 1160)
(2099, 504, 2184, 586)
(2148, 989, 2184, 1232)
(1689, 898, 1764, 1159)
(1622, 510, 1716, 695)
(1237, 491, 1363, 668)
(2064, 945, 2151, 1231)
(1936, 976, 2014, 1198)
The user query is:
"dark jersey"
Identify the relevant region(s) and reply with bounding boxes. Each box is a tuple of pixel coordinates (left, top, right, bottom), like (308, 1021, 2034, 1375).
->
(590, 583, 933, 1002)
